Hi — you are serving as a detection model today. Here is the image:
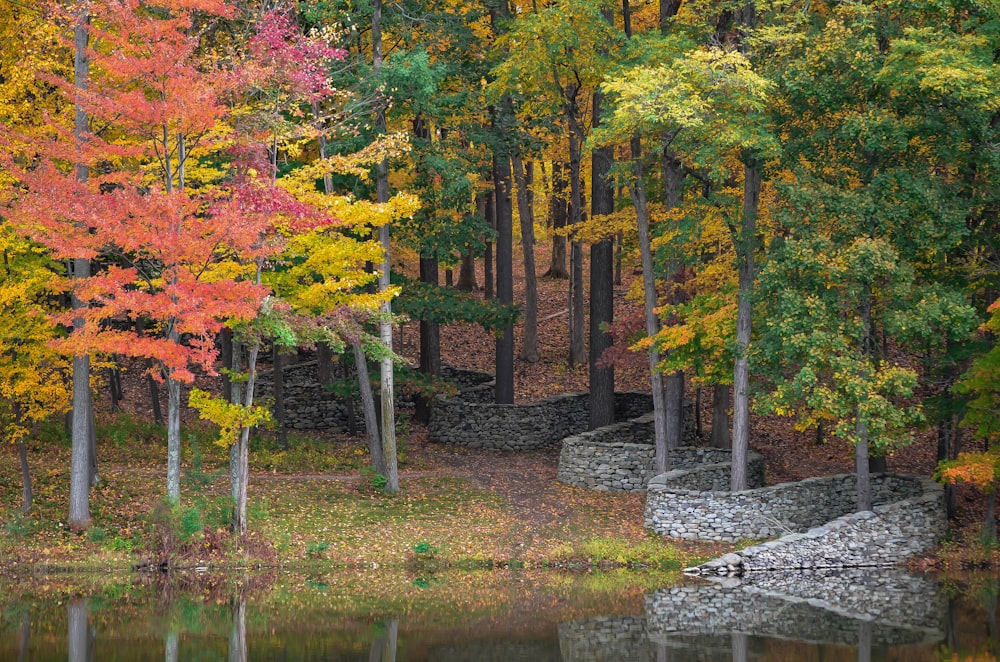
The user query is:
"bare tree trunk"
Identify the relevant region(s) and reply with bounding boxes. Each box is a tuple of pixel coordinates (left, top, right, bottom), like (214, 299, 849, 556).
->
(665, 372, 684, 449)
(590, 86, 615, 429)
(568, 113, 586, 367)
(166, 374, 182, 504)
(353, 341, 385, 474)
(493, 150, 515, 404)
(546, 161, 569, 279)
(630, 135, 669, 472)
(458, 245, 477, 291)
(731, 159, 760, 492)
(68, 10, 92, 530)
(273, 345, 287, 450)
(711, 384, 731, 449)
(373, 0, 398, 492)
(512, 150, 539, 362)
(87, 403, 98, 486)
(485, 192, 495, 299)
(416, 255, 442, 421)
(229, 341, 244, 504)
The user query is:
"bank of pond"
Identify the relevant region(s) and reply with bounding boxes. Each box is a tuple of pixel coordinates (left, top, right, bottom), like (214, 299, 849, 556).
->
(2, 567, 997, 660)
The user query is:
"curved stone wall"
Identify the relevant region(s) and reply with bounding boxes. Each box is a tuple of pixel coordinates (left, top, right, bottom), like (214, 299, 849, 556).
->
(557, 428, 763, 493)
(427, 389, 653, 451)
(646, 471, 944, 554)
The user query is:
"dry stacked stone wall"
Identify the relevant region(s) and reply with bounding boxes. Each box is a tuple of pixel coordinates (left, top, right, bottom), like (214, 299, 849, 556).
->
(254, 362, 492, 432)
(646, 472, 942, 547)
(557, 432, 764, 493)
(427, 388, 653, 451)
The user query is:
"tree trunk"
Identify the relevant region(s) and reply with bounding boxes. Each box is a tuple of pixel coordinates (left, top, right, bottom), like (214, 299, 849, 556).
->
(630, 135, 669, 472)
(694, 386, 703, 438)
(147, 360, 163, 426)
(87, 402, 98, 486)
(68, 11, 92, 531)
(589, 11, 615, 430)
(711, 384, 731, 449)
(985, 480, 998, 544)
(512, 150, 540, 363)
(108, 364, 123, 412)
(458, 244, 477, 291)
(353, 341, 385, 474)
(18, 440, 32, 514)
(567, 113, 586, 367)
(232, 342, 261, 536)
(731, 159, 760, 492)
(546, 161, 569, 279)
(485, 191, 495, 299)
(494, 151, 515, 404)
(416, 255, 442, 422)
(273, 345, 287, 450)
(373, 0, 399, 493)
(665, 372, 684, 448)
(229, 341, 245, 504)
(166, 375, 182, 504)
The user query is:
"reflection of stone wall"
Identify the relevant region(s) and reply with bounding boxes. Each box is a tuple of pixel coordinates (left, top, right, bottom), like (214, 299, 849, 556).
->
(557, 616, 655, 662)
(428, 641, 561, 662)
(557, 438, 763, 493)
(645, 570, 945, 648)
(254, 363, 492, 432)
(428, 390, 653, 451)
(645, 472, 938, 544)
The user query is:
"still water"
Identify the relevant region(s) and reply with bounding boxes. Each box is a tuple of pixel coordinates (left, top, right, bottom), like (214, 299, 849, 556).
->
(2, 567, 997, 661)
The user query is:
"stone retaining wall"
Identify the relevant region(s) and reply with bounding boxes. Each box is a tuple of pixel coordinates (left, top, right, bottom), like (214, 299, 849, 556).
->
(557, 433, 763, 493)
(427, 390, 654, 451)
(645, 472, 935, 543)
(254, 362, 492, 432)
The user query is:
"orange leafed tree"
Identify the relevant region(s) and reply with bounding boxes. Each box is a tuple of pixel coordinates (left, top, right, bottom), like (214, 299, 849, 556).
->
(1, 0, 283, 506)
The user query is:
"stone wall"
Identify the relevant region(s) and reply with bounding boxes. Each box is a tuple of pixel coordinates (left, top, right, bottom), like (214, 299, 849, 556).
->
(645, 472, 936, 543)
(427, 390, 653, 451)
(254, 362, 493, 432)
(557, 431, 764, 493)
(646, 568, 945, 648)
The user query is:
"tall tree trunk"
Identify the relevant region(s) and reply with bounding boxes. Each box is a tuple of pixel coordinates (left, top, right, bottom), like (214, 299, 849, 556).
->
(731, 158, 760, 492)
(68, 11, 92, 530)
(87, 403, 98, 486)
(416, 255, 442, 422)
(373, 0, 399, 492)
(166, 374, 181, 504)
(512, 150, 539, 362)
(273, 345, 287, 450)
(493, 151, 515, 404)
(232, 344, 259, 535)
(546, 161, 569, 279)
(484, 191, 495, 299)
(567, 112, 586, 367)
(458, 238, 478, 291)
(229, 341, 245, 504)
(590, 78, 615, 430)
(665, 372, 684, 449)
(630, 136, 669, 472)
(711, 384, 731, 449)
(353, 341, 385, 474)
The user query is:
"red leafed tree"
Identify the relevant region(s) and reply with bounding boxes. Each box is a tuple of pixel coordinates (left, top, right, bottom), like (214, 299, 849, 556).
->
(3, 0, 274, 507)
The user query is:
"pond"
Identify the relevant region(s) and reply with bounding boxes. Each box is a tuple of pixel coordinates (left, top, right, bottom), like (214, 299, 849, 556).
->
(2, 567, 997, 661)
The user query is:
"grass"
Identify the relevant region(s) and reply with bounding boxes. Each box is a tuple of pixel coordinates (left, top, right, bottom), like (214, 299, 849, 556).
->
(1, 411, 722, 573)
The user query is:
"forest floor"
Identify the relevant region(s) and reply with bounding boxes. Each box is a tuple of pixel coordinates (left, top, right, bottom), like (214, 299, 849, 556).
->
(0, 237, 993, 573)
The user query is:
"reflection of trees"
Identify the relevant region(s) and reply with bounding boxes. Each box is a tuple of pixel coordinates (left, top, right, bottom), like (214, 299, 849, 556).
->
(228, 593, 247, 662)
(732, 632, 747, 662)
(17, 612, 29, 662)
(67, 599, 94, 662)
(369, 619, 398, 662)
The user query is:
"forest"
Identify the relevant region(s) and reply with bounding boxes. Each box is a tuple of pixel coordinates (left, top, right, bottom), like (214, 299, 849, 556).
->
(2, 0, 1000, 569)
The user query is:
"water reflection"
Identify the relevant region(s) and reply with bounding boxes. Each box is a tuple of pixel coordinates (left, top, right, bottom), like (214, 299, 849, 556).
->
(2, 568, 998, 660)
